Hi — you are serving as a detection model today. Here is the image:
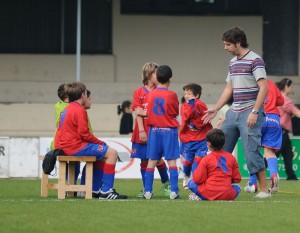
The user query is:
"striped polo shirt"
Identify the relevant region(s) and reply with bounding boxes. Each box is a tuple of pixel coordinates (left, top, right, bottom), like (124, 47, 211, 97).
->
(226, 50, 267, 112)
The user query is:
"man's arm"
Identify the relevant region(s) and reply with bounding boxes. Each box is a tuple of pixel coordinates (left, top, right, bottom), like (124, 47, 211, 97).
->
(202, 83, 233, 124)
(253, 78, 268, 113)
(246, 78, 268, 128)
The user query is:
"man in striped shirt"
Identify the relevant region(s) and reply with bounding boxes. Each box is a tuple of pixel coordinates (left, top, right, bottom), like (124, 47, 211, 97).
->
(203, 27, 270, 198)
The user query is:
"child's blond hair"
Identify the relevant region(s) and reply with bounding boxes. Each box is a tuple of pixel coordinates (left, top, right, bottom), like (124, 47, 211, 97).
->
(142, 62, 159, 85)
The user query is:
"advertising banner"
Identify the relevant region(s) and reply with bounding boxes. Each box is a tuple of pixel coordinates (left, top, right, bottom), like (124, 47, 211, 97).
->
(9, 138, 39, 177)
(0, 137, 9, 178)
(237, 138, 300, 178)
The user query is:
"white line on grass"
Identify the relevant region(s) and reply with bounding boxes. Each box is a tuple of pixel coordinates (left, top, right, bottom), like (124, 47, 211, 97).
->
(1, 199, 300, 203)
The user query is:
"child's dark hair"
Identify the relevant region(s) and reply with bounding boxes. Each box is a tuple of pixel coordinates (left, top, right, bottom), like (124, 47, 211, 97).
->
(181, 96, 186, 104)
(118, 100, 131, 115)
(65, 82, 86, 102)
(206, 128, 225, 151)
(57, 83, 68, 101)
(183, 83, 202, 99)
(276, 78, 292, 91)
(222, 27, 249, 48)
(156, 65, 172, 84)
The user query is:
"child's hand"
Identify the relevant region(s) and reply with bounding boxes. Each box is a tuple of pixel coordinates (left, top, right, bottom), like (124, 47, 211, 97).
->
(135, 107, 147, 116)
(139, 131, 147, 144)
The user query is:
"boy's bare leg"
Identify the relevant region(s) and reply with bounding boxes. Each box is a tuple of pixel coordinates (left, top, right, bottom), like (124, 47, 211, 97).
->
(257, 170, 268, 193)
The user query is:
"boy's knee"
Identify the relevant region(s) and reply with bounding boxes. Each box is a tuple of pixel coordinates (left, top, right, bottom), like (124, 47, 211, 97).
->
(106, 148, 118, 161)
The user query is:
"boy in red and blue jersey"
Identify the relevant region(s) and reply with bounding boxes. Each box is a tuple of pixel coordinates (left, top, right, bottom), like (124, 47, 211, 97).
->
(131, 62, 171, 197)
(55, 82, 127, 200)
(188, 128, 241, 201)
(179, 83, 213, 189)
(245, 80, 284, 194)
(143, 65, 180, 200)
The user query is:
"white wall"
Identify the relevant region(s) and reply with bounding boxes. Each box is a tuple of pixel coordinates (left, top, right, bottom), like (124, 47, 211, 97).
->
(0, 137, 173, 179)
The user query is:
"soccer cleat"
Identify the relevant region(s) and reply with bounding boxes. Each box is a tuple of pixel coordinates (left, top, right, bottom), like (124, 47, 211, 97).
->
(188, 193, 201, 201)
(255, 191, 271, 198)
(161, 180, 171, 197)
(98, 189, 128, 200)
(183, 175, 190, 190)
(244, 181, 258, 193)
(143, 191, 153, 200)
(269, 173, 279, 194)
(92, 192, 100, 198)
(170, 191, 180, 200)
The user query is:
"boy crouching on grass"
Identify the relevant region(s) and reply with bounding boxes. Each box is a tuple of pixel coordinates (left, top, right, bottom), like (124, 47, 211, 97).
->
(188, 128, 241, 201)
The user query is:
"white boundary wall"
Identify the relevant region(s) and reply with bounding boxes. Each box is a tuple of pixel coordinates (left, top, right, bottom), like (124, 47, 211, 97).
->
(0, 137, 184, 179)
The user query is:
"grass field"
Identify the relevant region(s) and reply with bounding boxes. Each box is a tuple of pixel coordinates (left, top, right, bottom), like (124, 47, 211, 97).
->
(1, 178, 300, 233)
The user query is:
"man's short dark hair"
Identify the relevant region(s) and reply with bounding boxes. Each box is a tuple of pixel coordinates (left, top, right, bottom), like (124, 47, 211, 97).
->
(222, 27, 249, 48)
(206, 128, 225, 151)
(156, 65, 172, 84)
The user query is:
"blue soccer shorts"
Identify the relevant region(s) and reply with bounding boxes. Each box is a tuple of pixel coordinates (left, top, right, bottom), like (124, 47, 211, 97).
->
(180, 140, 208, 162)
(72, 143, 109, 161)
(261, 114, 282, 151)
(146, 127, 180, 160)
(131, 142, 147, 160)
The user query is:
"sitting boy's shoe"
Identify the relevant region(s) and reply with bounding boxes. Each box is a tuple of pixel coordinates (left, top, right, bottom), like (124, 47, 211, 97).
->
(188, 193, 201, 201)
(244, 181, 258, 193)
(170, 191, 180, 200)
(255, 192, 271, 198)
(92, 192, 100, 198)
(162, 180, 171, 197)
(143, 191, 153, 200)
(269, 173, 279, 194)
(98, 189, 128, 200)
(183, 175, 190, 190)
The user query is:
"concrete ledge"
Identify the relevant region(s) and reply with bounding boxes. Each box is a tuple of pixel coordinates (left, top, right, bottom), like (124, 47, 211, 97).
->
(0, 103, 122, 137)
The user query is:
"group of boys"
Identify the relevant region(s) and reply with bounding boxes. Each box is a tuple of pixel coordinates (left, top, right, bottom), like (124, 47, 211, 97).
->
(53, 26, 282, 201)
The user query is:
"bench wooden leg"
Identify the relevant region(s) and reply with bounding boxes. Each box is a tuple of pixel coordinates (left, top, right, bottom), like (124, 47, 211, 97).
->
(67, 162, 76, 197)
(85, 162, 93, 199)
(41, 172, 49, 197)
(58, 161, 67, 199)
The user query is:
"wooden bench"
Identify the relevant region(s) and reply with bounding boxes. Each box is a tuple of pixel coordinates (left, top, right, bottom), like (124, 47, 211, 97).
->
(40, 155, 97, 199)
